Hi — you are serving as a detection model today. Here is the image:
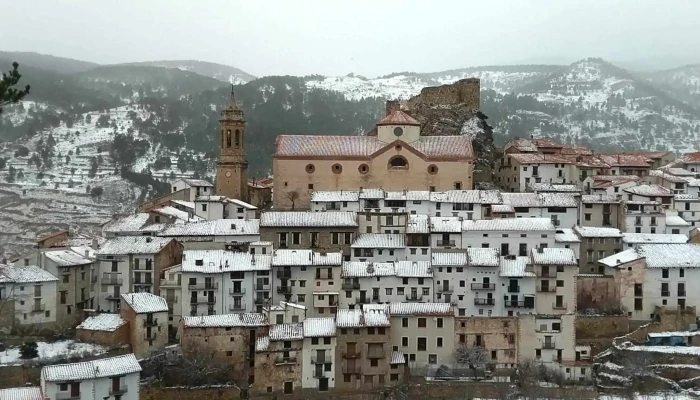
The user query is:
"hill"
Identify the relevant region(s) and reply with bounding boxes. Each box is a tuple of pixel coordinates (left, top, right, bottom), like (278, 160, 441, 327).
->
(0, 51, 99, 74)
(647, 64, 700, 108)
(122, 60, 256, 84)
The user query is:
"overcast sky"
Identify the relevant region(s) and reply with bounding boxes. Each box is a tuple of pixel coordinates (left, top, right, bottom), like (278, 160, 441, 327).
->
(6, 0, 699, 77)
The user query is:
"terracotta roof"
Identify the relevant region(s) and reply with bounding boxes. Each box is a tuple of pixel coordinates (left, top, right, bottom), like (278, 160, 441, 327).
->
(508, 153, 571, 164)
(274, 135, 473, 159)
(531, 138, 564, 148)
(598, 154, 652, 168)
(377, 110, 420, 126)
(684, 152, 700, 163)
(36, 230, 68, 243)
(560, 145, 594, 156)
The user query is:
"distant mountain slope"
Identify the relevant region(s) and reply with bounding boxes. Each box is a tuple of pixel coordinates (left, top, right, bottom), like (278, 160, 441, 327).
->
(0, 51, 99, 74)
(123, 60, 256, 84)
(647, 64, 700, 108)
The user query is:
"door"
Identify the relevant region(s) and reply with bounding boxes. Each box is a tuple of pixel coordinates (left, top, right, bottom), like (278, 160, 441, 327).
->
(319, 377, 329, 391)
(482, 277, 490, 290)
(501, 243, 509, 255)
(71, 382, 80, 397)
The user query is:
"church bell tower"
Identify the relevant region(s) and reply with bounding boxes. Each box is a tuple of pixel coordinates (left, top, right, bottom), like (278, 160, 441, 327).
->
(215, 85, 249, 201)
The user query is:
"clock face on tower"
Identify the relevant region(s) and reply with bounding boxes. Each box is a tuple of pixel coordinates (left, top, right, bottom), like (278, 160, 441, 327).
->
(226, 171, 232, 177)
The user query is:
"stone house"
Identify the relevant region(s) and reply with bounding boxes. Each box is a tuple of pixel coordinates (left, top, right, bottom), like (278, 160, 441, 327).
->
(455, 316, 519, 369)
(530, 248, 578, 315)
(40, 248, 95, 326)
(253, 323, 304, 395)
(580, 195, 623, 229)
(120, 292, 169, 359)
(76, 313, 129, 348)
(157, 219, 260, 250)
(573, 226, 623, 274)
(159, 264, 182, 339)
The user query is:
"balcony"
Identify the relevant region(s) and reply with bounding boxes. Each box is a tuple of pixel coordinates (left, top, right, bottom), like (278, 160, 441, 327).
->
(355, 296, 369, 304)
(342, 282, 360, 290)
(229, 287, 246, 295)
(166, 295, 178, 304)
(505, 300, 533, 308)
(101, 276, 123, 285)
(160, 279, 179, 287)
(679, 290, 687, 297)
(537, 286, 556, 293)
(56, 393, 80, 400)
(275, 356, 297, 365)
(143, 318, 158, 327)
(552, 302, 568, 310)
(405, 293, 423, 302)
(313, 369, 327, 378)
(474, 298, 495, 306)
(471, 283, 495, 291)
(229, 302, 246, 312)
(507, 286, 520, 293)
(367, 350, 385, 359)
(144, 331, 157, 340)
(109, 386, 128, 396)
(661, 290, 670, 297)
(542, 341, 556, 350)
(538, 270, 557, 278)
(277, 286, 292, 295)
(438, 285, 454, 293)
(31, 303, 46, 312)
(254, 283, 271, 291)
(133, 281, 153, 287)
(254, 297, 266, 305)
(190, 297, 217, 305)
(106, 294, 121, 301)
(342, 364, 362, 374)
(188, 282, 218, 290)
(311, 355, 332, 364)
(436, 240, 456, 247)
(276, 270, 292, 279)
(342, 351, 361, 359)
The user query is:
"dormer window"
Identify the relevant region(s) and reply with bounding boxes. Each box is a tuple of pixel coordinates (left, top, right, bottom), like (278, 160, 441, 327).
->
(393, 127, 404, 137)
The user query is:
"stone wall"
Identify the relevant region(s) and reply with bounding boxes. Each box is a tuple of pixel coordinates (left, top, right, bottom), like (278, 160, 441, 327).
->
(615, 306, 697, 346)
(139, 188, 191, 212)
(576, 275, 618, 309)
(454, 317, 518, 367)
(575, 315, 630, 355)
(0, 365, 41, 389)
(76, 323, 130, 348)
(406, 79, 480, 110)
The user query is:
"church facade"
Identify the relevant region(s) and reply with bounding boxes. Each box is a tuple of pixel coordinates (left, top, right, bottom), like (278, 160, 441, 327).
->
(272, 110, 475, 209)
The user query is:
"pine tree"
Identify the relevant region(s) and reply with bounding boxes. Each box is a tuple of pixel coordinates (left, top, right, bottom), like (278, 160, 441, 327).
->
(0, 62, 31, 114)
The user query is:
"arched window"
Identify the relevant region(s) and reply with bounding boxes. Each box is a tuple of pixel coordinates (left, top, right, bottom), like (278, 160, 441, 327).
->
(235, 129, 241, 148)
(388, 156, 408, 169)
(226, 130, 232, 148)
(221, 130, 224, 148)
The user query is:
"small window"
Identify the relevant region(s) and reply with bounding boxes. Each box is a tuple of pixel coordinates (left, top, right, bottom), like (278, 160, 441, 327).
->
(389, 156, 408, 169)
(305, 164, 315, 173)
(331, 163, 343, 174)
(358, 164, 369, 174)
(428, 164, 438, 175)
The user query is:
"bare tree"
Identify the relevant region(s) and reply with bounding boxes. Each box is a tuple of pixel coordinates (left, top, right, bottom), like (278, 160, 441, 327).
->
(453, 344, 488, 379)
(286, 190, 299, 210)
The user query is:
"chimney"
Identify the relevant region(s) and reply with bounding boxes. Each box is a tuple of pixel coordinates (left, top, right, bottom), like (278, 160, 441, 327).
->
(385, 100, 400, 116)
(91, 237, 99, 250)
(84, 249, 90, 258)
(231, 223, 236, 230)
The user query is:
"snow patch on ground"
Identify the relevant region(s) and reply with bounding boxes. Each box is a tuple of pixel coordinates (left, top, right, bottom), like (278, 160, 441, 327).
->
(0, 340, 108, 366)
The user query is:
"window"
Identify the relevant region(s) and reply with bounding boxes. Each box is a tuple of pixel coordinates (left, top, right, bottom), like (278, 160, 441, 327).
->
(331, 163, 343, 174)
(402, 318, 408, 327)
(202, 204, 207, 212)
(402, 337, 408, 347)
(417, 337, 427, 351)
(437, 337, 443, 347)
(662, 268, 669, 279)
(634, 298, 643, 311)
(437, 318, 443, 328)
(418, 318, 426, 328)
(389, 156, 408, 169)
(584, 213, 591, 221)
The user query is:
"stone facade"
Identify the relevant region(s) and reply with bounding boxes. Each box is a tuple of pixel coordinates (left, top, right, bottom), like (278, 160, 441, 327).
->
(455, 317, 519, 368)
(76, 322, 131, 348)
(259, 226, 356, 259)
(253, 339, 303, 395)
(576, 275, 618, 310)
(334, 326, 391, 390)
(406, 79, 480, 110)
(119, 304, 168, 359)
(216, 90, 249, 202)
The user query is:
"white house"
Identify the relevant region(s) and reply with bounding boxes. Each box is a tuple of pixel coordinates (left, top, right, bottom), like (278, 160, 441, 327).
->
(351, 234, 407, 262)
(171, 178, 214, 201)
(302, 317, 337, 391)
(310, 191, 361, 212)
(461, 218, 556, 256)
(41, 354, 141, 400)
(674, 194, 700, 229)
(621, 233, 688, 248)
(157, 219, 260, 249)
(500, 192, 579, 228)
(554, 229, 581, 260)
(0, 265, 58, 328)
(430, 217, 463, 250)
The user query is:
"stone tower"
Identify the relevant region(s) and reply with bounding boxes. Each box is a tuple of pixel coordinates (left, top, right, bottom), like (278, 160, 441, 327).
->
(215, 86, 249, 201)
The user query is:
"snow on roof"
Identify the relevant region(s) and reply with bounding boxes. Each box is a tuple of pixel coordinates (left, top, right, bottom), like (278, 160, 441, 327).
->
(97, 237, 174, 255)
(431, 252, 467, 266)
(103, 213, 150, 233)
(272, 249, 343, 266)
(0, 265, 58, 283)
(581, 195, 621, 204)
(158, 219, 260, 237)
(44, 249, 92, 266)
(598, 249, 642, 268)
(555, 229, 581, 243)
(359, 188, 384, 199)
(530, 248, 577, 265)
(598, 154, 653, 168)
(311, 191, 359, 203)
(121, 293, 168, 314)
(528, 182, 581, 193)
(391, 351, 406, 365)
(153, 206, 194, 221)
(341, 261, 395, 278)
(648, 331, 700, 338)
(406, 214, 429, 234)
(429, 190, 481, 204)
(377, 110, 421, 126)
(491, 204, 515, 213)
(622, 233, 688, 244)
(384, 190, 428, 201)
(177, 178, 213, 187)
(250, 241, 273, 246)
(170, 199, 195, 210)
(573, 226, 622, 238)
(394, 261, 433, 277)
(182, 313, 268, 328)
(42, 354, 141, 382)
(649, 170, 692, 183)
(228, 198, 258, 210)
(336, 309, 390, 328)
(501, 192, 578, 208)
(0, 387, 43, 400)
(430, 217, 462, 232)
(467, 248, 500, 267)
(351, 234, 405, 248)
(303, 317, 336, 337)
(76, 314, 127, 332)
(182, 250, 271, 273)
(623, 184, 673, 197)
(666, 215, 691, 227)
(261, 211, 357, 227)
(388, 303, 452, 316)
(499, 256, 534, 277)
(195, 195, 228, 202)
(269, 323, 304, 341)
(638, 244, 700, 268)
(509, 153, 571, 164)
(462, 218, 555, 232)
(675, 194, 700, 202)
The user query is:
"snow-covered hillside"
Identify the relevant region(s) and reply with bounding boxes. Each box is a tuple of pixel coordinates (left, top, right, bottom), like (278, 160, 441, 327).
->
(649, 64, 700, 107)
(126, 60, 256, 85)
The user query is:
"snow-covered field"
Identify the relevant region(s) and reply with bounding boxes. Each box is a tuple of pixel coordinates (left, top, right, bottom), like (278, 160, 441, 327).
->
(0, 340, 107, 366)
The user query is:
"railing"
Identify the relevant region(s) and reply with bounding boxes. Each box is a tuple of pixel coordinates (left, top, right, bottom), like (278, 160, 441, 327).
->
(56, 393, 80, 400)
(32, 303, 46, 312)
(143, 318, 158, 327)
(538, 270, 557, 278)
(277, 286, 292, 294)
(101, 276, 123, 285)
(311, 355, 332, 364)
(190, 297, 217, 304)
(254, 283, 271, 291)
(229, 302, 246, 312)
(552, 302, 568, 310)
(342, 351, 361, 359)
(679, 290, 687, 297)
(661, 291, 670, 297)
(437, 240, 456, 247)
(405, 293, 423, 301)
(367, 350, 385, 359)
(144, 331, 157, 340)
(439, 285, 454, 293)
(504, 300, 530, 308)
(342, 364, 362, 374)
(474, 298, 495, 306)
(313, 369, 326, 378)
(276, 270, 292, 279)
(188, 282, 218, 290)
(229, 288, 246, 295)
(109, 386, 128, 396)
(275, 356, 297, 365)
(254, 297, 265, 305)
(542, 341, 556, 350)
(537, 286, 556, 293)
(471, 283, 495, 291)
(133, 281, 153, 286)
(166, 296, 178, 304)
(342, 282, 360, 290)
(355, 297, 368, 304)
(160, 279, 179, 287)
(106, 294, 121, 301)
(316, 273, 334, 280)
(507, 286, 520, 293)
